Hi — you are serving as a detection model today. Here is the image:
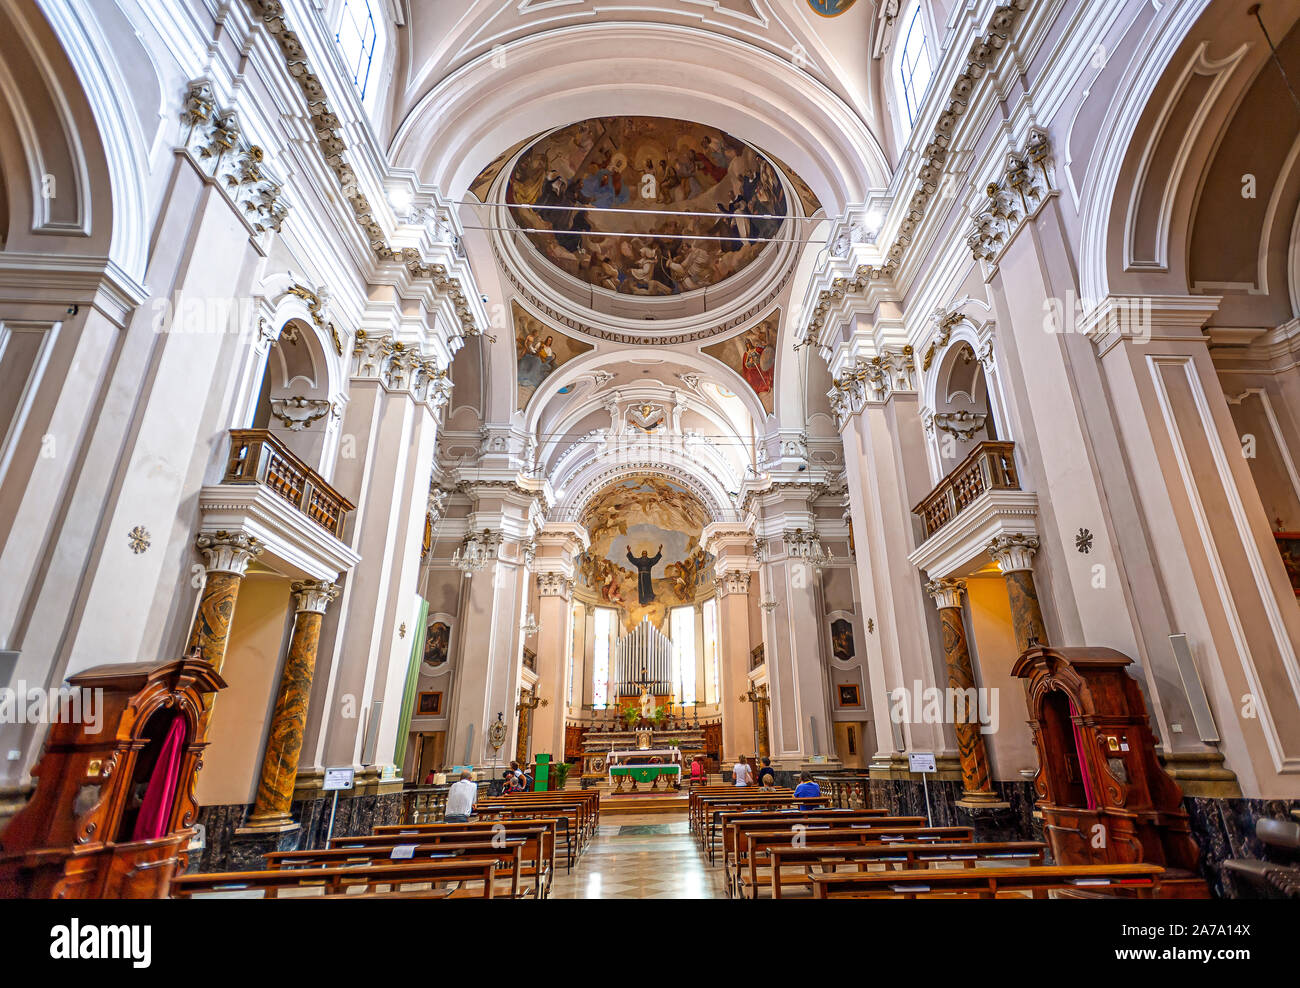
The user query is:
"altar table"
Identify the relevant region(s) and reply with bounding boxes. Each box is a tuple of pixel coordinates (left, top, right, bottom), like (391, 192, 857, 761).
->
(610, 765, 681, 792)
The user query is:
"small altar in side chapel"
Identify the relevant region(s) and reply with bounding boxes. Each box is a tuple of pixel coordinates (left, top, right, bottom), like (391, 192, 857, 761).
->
(580, 620, 707, 792)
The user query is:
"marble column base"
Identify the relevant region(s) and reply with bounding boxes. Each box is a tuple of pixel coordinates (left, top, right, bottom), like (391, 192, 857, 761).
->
(956, 790, 1011, 810)
(237, 814, 299, 835)
(1159, 750, 1242, 798)
(228, 823, 301, 871)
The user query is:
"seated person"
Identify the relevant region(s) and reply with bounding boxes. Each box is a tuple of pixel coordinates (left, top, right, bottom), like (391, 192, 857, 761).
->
(501, 770, 524, 794)
(756, 757, 775, 787)
(793, 772, 821, 801)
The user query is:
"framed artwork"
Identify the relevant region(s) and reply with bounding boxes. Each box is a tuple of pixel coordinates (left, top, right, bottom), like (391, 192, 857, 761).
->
(1275, 533, 1300, 594)
(838, 684, 861, 707)
(417, 691, 442, 716)
(423, 620, 450, 666)
(831, 617, 856, 661)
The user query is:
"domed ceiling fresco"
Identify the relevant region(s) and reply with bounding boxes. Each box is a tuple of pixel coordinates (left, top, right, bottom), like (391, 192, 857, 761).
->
(578, 476, 713, 631)
(505, 116, 789, 296)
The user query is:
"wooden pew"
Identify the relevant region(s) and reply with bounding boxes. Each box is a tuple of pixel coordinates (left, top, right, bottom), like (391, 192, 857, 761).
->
(698, 796, 832, 862)
(807, 863, 1166, 899)
(475, 794, 598, 848)
(358, 820, 560, 881)
(488, 788, 602, 833)
(688, 787, 793, 834)
(421, 807, 579, 867)
(719, 808, 891, 885)
(265, 840, 541, 899)
(169, 857, 501, 899)
(751, 840, 1048, 899)
(727, 820, 965, 897)
(720, 811, 914, 892)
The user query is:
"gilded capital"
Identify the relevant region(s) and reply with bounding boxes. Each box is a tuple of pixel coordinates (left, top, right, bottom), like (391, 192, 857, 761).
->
(195, 530, 265, 576)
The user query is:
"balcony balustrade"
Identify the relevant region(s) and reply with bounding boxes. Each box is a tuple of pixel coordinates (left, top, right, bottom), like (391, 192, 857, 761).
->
(222, 429, 354, 539)
(912, 440, 1020, 540)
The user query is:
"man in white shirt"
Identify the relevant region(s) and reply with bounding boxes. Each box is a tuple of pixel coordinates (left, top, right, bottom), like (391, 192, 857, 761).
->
(732, 757, 753, 787)
(444, 770, 477, 823)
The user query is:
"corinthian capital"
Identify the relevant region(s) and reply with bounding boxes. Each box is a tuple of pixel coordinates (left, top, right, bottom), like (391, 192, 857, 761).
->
(924, 577, 967, 610)
(717, 570, 751, 597)
(195, 530, 264, 576)
(987, 533, 1040, 573)
(537, 572, 573, 599)
(290, 579, 341, 614)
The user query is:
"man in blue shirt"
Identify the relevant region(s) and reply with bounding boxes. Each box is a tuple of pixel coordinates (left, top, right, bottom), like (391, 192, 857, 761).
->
(793, 772, 821, 799)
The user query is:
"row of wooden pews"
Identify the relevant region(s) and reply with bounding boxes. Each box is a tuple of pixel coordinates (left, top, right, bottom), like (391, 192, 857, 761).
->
(169, 790, 601, 899)
(708, 802, 1167, 900)
(688, 787, 831, 864)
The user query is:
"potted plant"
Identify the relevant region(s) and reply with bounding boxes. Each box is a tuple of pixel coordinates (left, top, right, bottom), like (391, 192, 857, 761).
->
(552, 761, 572, 791)
(621, 705, 640, 729)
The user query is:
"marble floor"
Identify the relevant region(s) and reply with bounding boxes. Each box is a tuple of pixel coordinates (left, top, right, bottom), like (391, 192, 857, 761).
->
(550, 813, 726, 899)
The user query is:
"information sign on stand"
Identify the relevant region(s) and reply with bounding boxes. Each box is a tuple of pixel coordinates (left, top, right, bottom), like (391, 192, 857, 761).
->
(908, 752, 936, 826)
(322, 767, 355, 845)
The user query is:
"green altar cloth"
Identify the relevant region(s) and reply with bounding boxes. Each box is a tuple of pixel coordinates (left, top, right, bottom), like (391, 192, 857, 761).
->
(611, 765, 680, 783)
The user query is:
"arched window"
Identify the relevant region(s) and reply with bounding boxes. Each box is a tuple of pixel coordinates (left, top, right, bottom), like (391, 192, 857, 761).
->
(670, 606, 697, 707)
(592, 608, 617, 708)
(702, 597, 720, 706)
(336, 0, 379, 101)
(896, 3, 934, 131)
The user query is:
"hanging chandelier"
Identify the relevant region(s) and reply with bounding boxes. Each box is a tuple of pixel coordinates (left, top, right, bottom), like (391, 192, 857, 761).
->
(452, 528, 498, 577)
(785, 528, 833, 571)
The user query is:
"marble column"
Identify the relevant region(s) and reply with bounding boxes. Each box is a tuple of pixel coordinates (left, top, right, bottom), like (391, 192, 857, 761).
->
(752, 685, 771, 759)
(243, 579, 341, 832)
(187, 530, 264, 675)
(924, 578, 1000, 805)
(987, 534, 1048, 652)
(515, 689, 546, 767)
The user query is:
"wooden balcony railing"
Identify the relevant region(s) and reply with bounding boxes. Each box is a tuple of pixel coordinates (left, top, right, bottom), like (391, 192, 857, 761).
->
(912, 440, 1020, 540)
(222, 429, 355, 539)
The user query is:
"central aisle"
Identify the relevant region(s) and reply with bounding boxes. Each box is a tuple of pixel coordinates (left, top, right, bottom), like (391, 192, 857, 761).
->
(550, 813, 726, 899)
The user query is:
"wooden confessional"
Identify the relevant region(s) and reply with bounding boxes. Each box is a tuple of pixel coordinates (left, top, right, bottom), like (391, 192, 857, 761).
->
(0, 650, 224, 898)
(1012, 645, 1208, 897)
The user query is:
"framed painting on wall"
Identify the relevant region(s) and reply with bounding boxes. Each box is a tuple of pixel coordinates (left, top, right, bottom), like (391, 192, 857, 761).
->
(417, 691, 442, 716)
(423, 620, 450, 666)
(830, 618, 856, 661)
(838, 684, 861, 707)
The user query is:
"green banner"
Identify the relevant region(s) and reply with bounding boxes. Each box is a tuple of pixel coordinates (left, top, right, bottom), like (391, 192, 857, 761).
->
(392, 598, 429, 773)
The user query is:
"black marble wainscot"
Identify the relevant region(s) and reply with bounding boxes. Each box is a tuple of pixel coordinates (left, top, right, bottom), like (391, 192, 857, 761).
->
(190, 792, 405, 873)
(1183, 796, 1300, 898)
(866, 778, 1042, 845)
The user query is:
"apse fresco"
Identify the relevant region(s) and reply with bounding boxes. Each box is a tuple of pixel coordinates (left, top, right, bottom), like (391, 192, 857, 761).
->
(701, 312, 779, 413)
(506, 116, 787, 296)
(767, 151, 823, 216)
(513, 302, 592, 410)
(578, 476, 713, 631)
(469, 135, 537, 202)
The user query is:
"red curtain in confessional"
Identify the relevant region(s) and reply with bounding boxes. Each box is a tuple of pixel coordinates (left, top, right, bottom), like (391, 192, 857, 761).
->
(130, 714, 188, 841)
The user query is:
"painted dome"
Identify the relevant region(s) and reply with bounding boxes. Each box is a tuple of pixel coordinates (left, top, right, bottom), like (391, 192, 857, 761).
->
(505, 116, 789, 297)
